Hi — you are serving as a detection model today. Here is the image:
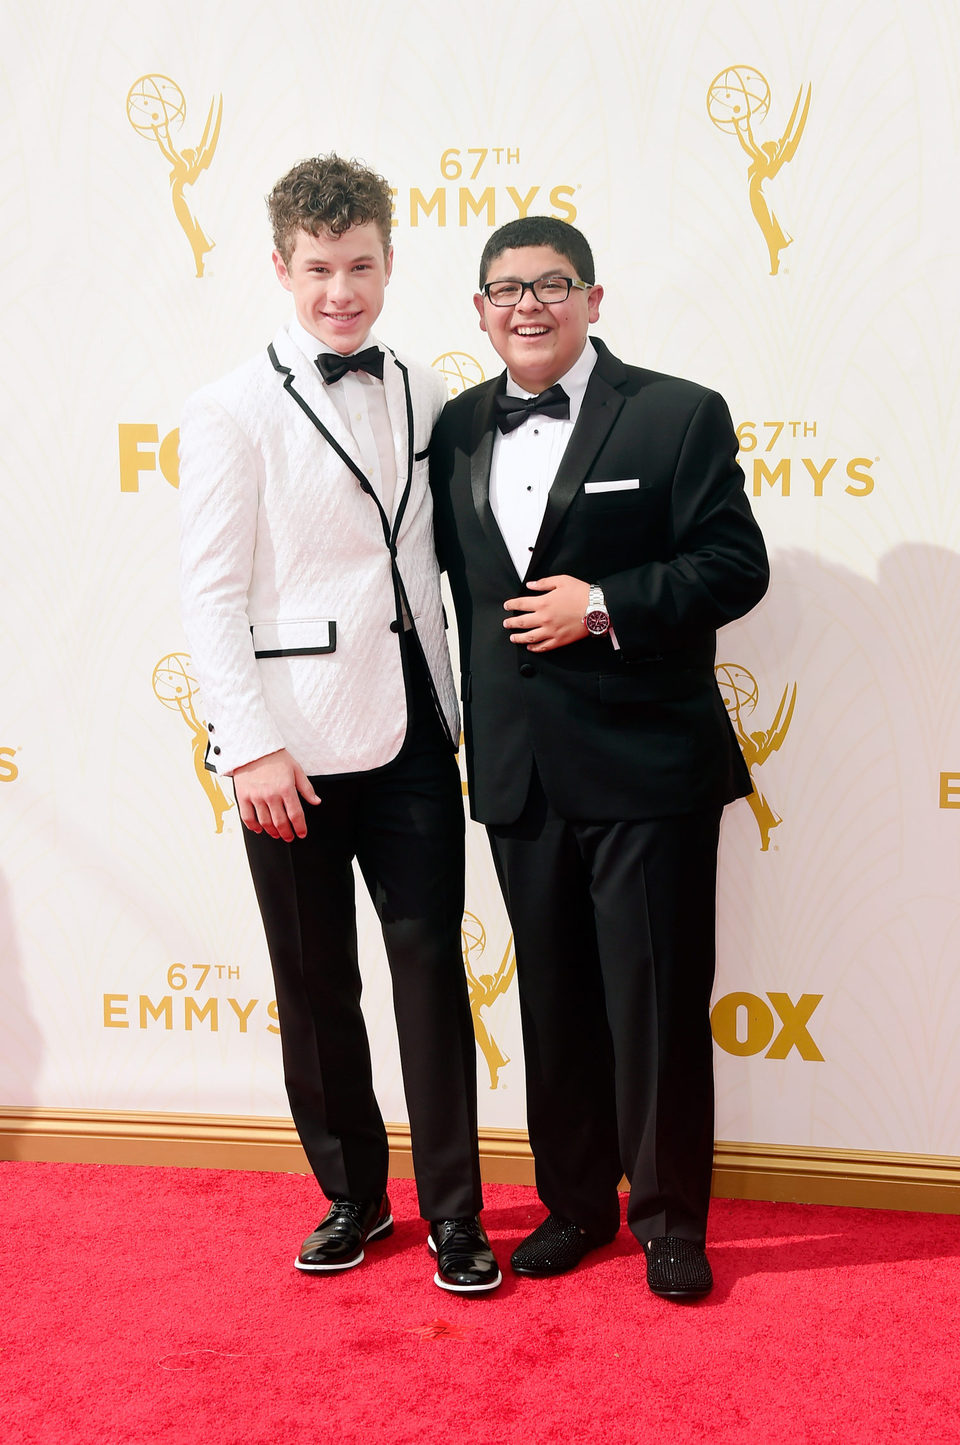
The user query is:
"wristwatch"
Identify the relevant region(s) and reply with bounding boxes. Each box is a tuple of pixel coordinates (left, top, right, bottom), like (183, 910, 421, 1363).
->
(583, 584, 610, 636)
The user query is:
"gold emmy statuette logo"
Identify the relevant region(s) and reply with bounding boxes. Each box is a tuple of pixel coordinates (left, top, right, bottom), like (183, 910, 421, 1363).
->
(707, 66, 811, 275)
(461, 910, 516, 1089)
(153, 653, 233, 832)
(127, 75, 222, 278)
(457, 729, 469, 796)
(716, 663, 796, 850)
(433, 352, 485, 399)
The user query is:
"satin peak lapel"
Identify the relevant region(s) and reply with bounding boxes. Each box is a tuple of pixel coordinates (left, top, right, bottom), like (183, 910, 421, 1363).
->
(525, 375, 624, 580)
(268, 332, 366, 475)
(381, 347, 414, 533)
(469, 384, 520, 581)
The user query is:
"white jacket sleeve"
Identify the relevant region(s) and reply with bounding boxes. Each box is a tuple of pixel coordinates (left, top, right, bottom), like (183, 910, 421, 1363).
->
(178, 390, 286, 774)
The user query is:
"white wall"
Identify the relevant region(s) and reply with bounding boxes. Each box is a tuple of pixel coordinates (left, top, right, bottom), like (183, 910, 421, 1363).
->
(2, 0, 959, 1158)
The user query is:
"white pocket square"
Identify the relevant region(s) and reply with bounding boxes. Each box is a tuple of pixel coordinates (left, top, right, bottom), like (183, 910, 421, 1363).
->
(584, 479, 641, 493)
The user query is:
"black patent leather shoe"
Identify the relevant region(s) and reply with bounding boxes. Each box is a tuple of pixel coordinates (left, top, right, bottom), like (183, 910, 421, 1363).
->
(645, 1236, 713, 1299)
(428, 1216, 502, 1293)
(295, 1194, 393, 1273)
(510, 1213, 608, 1277)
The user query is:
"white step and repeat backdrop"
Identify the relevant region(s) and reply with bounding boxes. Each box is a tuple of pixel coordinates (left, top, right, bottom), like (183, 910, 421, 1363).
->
(3, 0, 960, 1159)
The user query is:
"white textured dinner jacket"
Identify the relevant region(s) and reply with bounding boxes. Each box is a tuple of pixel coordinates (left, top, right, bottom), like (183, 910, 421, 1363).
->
(178, 325, 456, 777)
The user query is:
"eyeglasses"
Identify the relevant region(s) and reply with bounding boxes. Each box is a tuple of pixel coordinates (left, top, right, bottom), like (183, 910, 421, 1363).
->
(480, 276, 593, 307)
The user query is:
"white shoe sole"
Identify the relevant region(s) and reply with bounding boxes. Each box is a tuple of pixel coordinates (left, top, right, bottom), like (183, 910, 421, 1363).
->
(427, 1232, 502, 1292)
(294, 1211, 394, 1272)
(432, 1269, 503, 1293)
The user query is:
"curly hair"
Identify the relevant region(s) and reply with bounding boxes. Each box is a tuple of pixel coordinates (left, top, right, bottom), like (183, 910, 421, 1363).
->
(267, 154, 394, 263)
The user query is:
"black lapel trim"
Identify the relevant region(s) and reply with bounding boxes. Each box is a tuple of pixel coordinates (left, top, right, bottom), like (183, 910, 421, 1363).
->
(469, 379, 521, 583)
(266, 343, 453, 745)
(251, 622, 337, 658)
(387, 351, 415, 545)
(525, 346, 625, 578)
(267, 341, 391, 544)
(384, 355, 451, 733)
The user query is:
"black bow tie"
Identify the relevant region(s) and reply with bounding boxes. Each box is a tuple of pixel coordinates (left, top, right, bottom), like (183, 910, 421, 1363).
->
(315, 346, 384, 384)
(494, 384, 570, 434)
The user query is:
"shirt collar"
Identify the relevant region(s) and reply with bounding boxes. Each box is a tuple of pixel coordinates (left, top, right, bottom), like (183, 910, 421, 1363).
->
(287, 315, 376, 367)
(504, 338, 598, 424)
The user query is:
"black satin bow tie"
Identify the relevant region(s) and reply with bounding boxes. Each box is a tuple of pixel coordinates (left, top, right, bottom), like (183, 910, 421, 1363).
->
(494, 384, 570, 434)
(315, 346, 384, 384)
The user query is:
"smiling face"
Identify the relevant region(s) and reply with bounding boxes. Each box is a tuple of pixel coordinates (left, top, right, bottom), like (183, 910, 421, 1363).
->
(273, 222, 393, 354)
(474, 244, 603, 394)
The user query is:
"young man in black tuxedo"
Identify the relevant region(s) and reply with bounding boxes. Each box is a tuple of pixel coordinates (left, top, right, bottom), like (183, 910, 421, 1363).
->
(430, 216, 769, 1299)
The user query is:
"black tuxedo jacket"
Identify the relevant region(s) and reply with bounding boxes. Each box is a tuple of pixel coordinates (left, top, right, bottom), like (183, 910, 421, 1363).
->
(430, 338, 770, 826)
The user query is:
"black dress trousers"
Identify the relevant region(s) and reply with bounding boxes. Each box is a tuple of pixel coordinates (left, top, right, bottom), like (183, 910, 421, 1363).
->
(488, 767, 722, 1247)
(242, 644, 482, 1221)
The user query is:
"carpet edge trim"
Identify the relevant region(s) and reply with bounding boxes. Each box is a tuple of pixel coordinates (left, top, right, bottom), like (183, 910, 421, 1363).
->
(1, 1108, 959, 1211)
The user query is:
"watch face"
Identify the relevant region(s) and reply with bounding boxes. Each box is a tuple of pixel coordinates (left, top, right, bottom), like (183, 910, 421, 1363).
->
(584, 609, 609, 635)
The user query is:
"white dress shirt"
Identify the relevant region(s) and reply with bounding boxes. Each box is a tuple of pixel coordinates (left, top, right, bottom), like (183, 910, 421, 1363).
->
(489, 340, 598, 577)
(289, 317, 398, 520)
(490, 340, 619, 646)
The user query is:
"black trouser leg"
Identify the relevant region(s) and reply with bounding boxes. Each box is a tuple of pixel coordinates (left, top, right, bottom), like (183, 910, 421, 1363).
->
(243, 646, 481, 1218)
(243, 807, 389, 1201)
(488, 777, 622, 1242)
(353, 652, 482, 1220)
(489, 769, 721, 1246)
(580, 809, 722, 1247)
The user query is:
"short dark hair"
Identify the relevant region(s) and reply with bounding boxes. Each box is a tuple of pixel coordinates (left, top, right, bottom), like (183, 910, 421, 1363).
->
(478, 216, 596, 287)
(267, 154, 393, 264)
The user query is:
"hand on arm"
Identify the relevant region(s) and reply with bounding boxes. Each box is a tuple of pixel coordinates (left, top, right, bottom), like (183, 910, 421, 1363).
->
(503, 575, 591, 651)
(233, 749, 321, 841)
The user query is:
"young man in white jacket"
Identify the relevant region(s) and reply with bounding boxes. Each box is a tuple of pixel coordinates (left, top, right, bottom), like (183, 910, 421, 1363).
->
(179, 155, 499, 1293)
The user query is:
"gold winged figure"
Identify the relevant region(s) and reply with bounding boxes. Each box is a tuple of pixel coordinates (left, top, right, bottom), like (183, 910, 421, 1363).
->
(708, 67, 811, 275)
(716, 663, 796, 850)
(461, 912, 517, 1089)
(155, 94, 223, 277)
(153, 653, 234, 833)
(127, 76, 223, 277)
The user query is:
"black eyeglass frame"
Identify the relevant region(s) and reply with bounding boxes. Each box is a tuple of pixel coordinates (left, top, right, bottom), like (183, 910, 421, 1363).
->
(479, 276, 595, 307)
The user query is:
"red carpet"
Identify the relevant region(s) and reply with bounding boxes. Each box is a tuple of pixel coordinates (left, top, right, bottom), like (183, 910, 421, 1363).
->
(2, 1161, 959, 1443)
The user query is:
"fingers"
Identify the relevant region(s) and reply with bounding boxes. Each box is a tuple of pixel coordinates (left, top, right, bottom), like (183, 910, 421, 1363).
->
(503, 578, 564, 617)
(503, 610, 564, 646)
(505, 613, 588, 648)
(293, 764, 322, 809)
(275, 793, 307, 842)
(233, 751, 320, 842)
(237, 796, 263, 834)
(292, 766, 322, 838)
(506, 623, 546, 644)
(508, 629, 560, 651)
(243, 788, 304, 842)
(502, 577, 590, 651)
(516, 635, 559, 651)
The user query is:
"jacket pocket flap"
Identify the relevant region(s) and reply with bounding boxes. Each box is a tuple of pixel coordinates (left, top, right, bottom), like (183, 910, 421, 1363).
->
(251, 619, 337, 658)
(598, 668, 705, 703)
